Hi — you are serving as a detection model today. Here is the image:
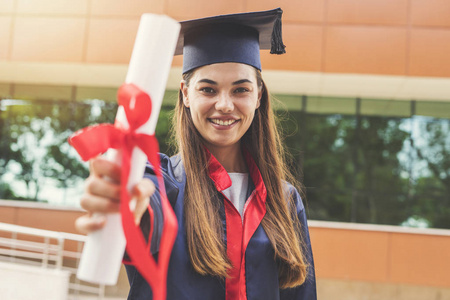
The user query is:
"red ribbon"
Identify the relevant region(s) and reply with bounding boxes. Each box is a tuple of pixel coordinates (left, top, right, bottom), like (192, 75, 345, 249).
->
(69, 83, 178, 300)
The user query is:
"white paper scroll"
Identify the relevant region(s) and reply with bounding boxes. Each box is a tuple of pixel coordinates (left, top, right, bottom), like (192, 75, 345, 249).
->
(76, 14, 180, 285)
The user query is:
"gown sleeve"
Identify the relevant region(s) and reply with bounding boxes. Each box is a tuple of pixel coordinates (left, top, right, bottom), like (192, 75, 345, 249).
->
(123, 158, 179, 261)
(279, 187, 317, 300)
(123, 157, 179, 299)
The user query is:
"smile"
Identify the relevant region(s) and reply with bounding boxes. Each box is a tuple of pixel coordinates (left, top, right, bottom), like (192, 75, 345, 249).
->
(209, 118, 239, 126)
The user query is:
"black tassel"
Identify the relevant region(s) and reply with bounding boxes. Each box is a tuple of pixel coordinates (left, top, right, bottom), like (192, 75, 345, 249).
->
(270, 10, 286, 54)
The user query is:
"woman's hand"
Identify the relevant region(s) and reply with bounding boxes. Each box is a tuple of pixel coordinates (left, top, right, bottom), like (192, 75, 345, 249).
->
(75, 157, 155, 234)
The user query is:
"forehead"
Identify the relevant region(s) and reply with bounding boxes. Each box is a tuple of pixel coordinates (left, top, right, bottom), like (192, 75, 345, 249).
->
(191, 63, 257, 83)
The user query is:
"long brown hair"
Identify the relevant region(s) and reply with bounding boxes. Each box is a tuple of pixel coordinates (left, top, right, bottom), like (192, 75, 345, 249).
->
(170, 67, 308, 288)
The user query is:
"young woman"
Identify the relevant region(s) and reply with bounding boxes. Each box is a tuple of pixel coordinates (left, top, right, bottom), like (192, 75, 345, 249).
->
(76, 8, 317, 300)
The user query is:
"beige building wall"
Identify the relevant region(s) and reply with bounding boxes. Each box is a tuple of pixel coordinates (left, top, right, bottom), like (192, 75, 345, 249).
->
(1, 0, 450, 299)
(1, 0, 450, 101)
(1, 0, 450, 77)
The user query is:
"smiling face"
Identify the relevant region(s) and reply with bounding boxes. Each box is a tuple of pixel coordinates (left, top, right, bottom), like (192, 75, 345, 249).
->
(181, 63, 262, 154)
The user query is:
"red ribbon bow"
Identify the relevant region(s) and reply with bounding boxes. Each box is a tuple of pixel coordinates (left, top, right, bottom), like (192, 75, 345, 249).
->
(69, 83, 178, 300)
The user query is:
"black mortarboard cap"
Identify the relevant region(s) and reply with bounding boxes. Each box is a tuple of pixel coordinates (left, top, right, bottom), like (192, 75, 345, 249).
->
(175, 8, 286, 74)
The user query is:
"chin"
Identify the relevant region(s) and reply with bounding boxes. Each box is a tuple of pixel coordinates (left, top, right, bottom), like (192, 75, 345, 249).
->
(205, 139, 240, 149)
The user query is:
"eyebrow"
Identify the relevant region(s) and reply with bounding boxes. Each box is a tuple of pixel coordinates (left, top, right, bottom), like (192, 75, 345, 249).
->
(197, 78, 253, 85)
(232, 79, 253, 85)
(198, 79, 217, 85)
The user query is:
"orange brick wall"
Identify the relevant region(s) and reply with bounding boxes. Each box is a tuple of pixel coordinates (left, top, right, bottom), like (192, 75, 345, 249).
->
(1, 204, 449, 288)
(309, 225, 450, 288)
(1, 0, 450, 77)
(0, 204, 83, 234)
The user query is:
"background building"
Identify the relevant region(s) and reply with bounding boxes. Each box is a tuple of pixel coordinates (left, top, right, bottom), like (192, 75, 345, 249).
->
(0, 0, 449, 299)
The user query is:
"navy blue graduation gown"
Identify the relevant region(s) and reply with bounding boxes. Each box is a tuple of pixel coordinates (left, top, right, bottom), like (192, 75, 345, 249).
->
(124, 153, 317, 300)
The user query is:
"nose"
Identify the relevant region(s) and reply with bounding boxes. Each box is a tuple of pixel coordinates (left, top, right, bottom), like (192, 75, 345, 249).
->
(215, 92, 234, 113)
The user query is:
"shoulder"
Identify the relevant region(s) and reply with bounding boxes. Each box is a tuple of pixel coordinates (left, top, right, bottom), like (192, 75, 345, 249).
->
(144, 153, 184, 181)
(283, 181, 305, 215)
(143, 153, 185, 206)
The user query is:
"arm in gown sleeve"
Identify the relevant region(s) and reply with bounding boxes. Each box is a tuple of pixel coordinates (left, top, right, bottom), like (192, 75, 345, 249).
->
(123, 158, 179, 259)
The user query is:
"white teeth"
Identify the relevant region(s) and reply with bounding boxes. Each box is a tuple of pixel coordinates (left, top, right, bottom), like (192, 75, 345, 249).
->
(211, 119, 236, 126)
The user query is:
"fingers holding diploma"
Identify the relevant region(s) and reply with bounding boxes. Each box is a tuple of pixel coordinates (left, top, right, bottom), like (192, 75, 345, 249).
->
(76, 156, 156, 234)
(75, 214, 107, 235)
(131, 179, 155, 225)
(81, 157, 121, 213)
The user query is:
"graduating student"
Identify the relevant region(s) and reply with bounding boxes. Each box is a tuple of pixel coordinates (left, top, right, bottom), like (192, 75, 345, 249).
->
(76, 8, 317, 300)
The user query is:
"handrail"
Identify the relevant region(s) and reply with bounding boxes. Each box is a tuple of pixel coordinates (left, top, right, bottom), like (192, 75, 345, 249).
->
(0, 222, 86, 241)
(0, 222, 105, 299)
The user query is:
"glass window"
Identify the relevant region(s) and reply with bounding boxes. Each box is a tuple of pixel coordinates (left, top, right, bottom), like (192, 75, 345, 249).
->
(1, 87, 449, 229)
(278, 96, 450, 229)
(0, 98, 116, 206)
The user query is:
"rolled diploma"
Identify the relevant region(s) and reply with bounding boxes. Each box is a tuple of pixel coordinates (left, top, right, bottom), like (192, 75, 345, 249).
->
(76, 14, 181, 285)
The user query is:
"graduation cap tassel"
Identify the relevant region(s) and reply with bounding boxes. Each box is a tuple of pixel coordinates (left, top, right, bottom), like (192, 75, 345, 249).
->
(270, 11, 286, 54)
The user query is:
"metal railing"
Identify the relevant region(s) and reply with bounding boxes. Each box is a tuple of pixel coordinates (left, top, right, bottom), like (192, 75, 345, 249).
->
(0, 222, 105, 299)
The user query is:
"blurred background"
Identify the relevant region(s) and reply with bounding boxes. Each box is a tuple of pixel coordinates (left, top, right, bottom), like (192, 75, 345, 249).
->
(0, 0, 449, 299)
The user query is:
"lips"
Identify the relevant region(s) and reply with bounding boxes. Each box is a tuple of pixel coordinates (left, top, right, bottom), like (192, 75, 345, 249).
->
(209, 118, 239, 126)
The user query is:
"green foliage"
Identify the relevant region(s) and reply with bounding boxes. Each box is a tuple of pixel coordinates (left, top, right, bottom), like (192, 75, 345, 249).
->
(410, 119, 450, 228)
(0, 99, 116, 202)
(1, 96, 449, 229)
(280, 110, 450, 229)
(155, 105, 175, 156)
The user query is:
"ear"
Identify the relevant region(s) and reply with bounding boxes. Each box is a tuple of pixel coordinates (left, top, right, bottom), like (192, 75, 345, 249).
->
(180, 80, 190, 108)
(256, 87, 262, 109)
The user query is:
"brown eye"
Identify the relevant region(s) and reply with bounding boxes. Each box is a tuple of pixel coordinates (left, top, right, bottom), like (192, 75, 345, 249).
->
(200, 87, 215, 94)
(234, 87, 249, 93)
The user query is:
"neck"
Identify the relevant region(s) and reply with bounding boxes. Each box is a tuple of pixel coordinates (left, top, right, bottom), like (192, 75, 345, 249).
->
(205, 143, 248, 173)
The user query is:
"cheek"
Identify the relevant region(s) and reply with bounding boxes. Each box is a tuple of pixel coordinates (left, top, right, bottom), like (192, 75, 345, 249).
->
(189, 100, 210, 125)
(247, 112, 256, 124)
(240, 101, 259, 117)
